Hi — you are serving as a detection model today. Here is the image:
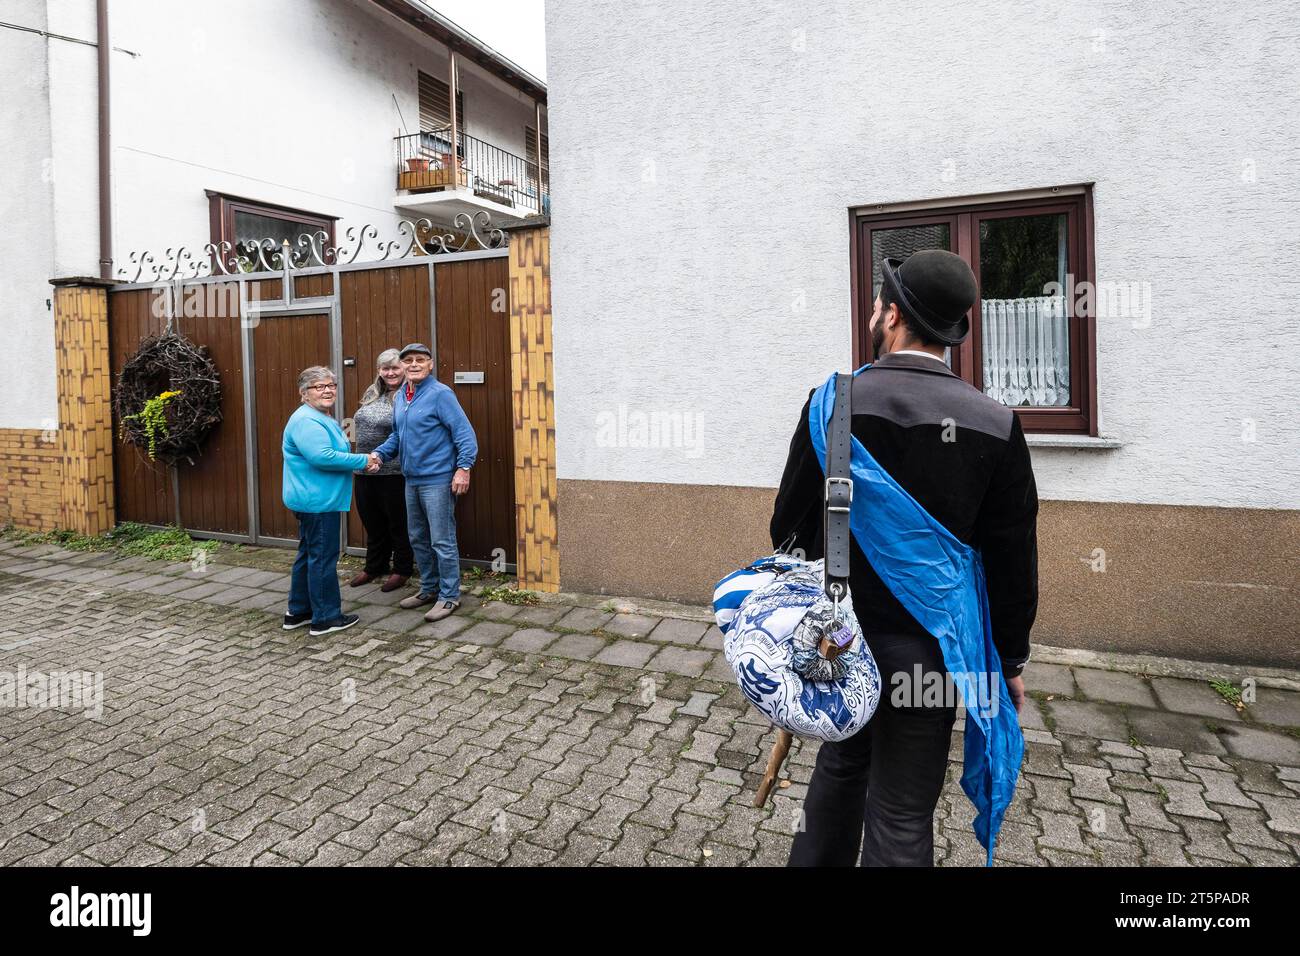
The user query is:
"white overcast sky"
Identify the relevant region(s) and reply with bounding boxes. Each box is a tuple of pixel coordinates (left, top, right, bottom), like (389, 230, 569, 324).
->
(431, 0, 548, 81)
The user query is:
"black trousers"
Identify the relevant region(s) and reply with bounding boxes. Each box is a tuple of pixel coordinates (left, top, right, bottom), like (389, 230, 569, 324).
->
(353, 474, 414, 577)
(788, 630, 956, 867)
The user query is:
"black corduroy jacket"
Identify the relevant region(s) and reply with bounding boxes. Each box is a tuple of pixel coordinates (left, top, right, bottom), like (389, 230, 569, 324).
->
(769, 352, 1040, 676)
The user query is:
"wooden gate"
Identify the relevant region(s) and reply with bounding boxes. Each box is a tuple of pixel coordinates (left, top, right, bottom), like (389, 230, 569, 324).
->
(107, 250, 516, 567)
(252, 310, 333, 542)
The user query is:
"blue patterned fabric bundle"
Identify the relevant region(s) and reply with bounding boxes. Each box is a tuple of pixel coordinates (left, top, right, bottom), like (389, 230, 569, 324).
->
(713, 554, 881, 743)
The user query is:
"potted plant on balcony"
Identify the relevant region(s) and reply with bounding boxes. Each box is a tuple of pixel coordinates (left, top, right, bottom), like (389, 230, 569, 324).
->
(406, 157, 432, 173)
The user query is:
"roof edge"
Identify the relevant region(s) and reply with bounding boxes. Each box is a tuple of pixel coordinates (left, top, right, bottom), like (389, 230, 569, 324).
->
(369, 0, 547, 104)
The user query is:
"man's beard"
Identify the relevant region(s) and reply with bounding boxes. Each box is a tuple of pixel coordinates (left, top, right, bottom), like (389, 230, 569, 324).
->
(870, 315, 885, 357)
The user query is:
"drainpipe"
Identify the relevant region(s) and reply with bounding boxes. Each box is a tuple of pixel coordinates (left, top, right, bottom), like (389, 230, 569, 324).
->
(96, 0, 112, 280)
(448, 51, 459, 183)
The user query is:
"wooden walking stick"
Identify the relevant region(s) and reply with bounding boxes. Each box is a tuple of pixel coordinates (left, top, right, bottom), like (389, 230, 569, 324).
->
(752, 631, 848, 808)
(753, 728, 794, 807)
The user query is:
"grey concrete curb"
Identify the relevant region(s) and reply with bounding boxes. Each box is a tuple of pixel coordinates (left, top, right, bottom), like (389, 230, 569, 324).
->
(1032, 643, 1300, 692)
(532, 588, 715, 623)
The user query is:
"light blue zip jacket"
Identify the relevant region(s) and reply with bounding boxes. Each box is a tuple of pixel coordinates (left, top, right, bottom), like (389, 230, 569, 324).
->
(373, 377, 477, 486)
(282, 404, 370, 513)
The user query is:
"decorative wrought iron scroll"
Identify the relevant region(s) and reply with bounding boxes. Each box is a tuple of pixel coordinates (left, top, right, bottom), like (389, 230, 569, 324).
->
(115, 212, 509, 283)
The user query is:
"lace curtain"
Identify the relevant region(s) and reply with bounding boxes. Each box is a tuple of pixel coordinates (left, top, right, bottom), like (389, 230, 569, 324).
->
(980, 295, 1069, 407)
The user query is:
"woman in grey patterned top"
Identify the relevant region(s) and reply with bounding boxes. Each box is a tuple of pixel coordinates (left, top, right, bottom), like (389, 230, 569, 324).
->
(348, 349, 414, 591)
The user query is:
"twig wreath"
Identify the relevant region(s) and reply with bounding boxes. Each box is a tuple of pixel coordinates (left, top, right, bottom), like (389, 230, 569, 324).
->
(115, 331, 222, 465)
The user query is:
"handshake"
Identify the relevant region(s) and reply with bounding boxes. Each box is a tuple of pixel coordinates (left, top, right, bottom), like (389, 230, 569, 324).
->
(363, 452, 382, 474)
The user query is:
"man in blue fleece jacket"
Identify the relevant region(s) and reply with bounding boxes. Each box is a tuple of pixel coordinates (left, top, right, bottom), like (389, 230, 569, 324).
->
(371, 343, 477, 622)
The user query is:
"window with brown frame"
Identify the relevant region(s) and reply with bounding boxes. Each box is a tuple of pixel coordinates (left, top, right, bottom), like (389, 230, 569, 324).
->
(207, 191, 338, 271)
(851, 187, 1098, 435)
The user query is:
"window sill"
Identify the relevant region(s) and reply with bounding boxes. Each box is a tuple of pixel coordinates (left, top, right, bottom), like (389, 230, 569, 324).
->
(1025, 434, 1122, 449)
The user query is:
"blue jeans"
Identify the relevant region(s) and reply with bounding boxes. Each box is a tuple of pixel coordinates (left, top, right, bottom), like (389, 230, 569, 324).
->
(405, 482, 461, 601)
(288, 510, 343, 627)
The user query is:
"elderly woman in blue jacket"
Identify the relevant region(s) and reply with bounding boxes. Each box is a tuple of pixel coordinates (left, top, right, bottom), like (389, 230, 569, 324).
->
(282, 365, 374, 637)
(370, 343, 477, 623)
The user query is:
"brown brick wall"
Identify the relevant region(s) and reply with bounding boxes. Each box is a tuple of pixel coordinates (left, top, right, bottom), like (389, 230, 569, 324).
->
(0, 428, 62, 531)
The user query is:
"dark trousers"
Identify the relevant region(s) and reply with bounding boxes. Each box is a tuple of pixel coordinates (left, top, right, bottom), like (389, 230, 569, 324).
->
(789, 631, 957, 867)
(354, 474, 414, 577)
(288, 510, 343, 628)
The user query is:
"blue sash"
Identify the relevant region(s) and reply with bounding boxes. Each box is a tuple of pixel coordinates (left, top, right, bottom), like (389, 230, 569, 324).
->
(809, 366, 1024, 866)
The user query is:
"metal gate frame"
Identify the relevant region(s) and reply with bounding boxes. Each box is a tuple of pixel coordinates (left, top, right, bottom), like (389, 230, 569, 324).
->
(110, 216, 511, 560)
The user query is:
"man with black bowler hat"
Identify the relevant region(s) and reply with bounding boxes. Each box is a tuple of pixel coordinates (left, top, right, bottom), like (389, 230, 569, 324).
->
(770, 249, 1039, 866)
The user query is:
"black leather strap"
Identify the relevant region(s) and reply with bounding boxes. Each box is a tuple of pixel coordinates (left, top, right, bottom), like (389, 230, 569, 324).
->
(823, 372, 853, 600)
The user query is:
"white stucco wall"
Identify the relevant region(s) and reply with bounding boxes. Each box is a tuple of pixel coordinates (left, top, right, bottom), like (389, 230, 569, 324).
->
(0, 0, 543, 430)
(110, 0, 541, 265)
(0, 0, 100, 430)
(545, 0, 1300, 510)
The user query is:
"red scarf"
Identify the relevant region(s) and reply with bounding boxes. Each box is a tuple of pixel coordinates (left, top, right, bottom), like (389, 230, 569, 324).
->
(405, 381, 414, 402)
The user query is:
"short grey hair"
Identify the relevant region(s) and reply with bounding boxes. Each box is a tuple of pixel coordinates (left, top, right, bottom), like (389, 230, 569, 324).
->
(297, 365, 336, 393)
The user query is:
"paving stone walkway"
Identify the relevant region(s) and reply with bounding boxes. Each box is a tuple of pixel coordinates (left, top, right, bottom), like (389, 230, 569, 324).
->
(0, 538, 1297, 866)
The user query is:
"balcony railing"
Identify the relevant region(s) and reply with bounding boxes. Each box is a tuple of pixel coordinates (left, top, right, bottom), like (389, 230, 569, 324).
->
(395, 128, 550, 217)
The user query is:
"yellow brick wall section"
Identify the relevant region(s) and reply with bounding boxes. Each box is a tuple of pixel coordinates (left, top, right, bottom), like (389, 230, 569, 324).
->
(508, 227, 560, 592)
(53, 284, 116, 536)
(0, 428, 62, 531)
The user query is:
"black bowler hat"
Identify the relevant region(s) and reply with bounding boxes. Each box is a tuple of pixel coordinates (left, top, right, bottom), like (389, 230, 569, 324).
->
(399, 343, 432, 359)
(880, 250, 978, 345)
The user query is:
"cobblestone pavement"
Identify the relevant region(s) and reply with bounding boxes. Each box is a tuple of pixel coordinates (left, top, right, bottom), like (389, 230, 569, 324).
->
(1, 539, 1298, 866)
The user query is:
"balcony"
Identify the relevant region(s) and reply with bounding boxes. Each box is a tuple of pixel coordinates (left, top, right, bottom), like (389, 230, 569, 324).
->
(394, 129, 550, 223)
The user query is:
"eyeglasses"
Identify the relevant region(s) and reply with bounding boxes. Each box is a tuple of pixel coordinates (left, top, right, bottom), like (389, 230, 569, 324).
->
(307, 383, 338, 393)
